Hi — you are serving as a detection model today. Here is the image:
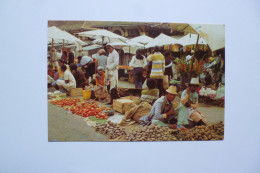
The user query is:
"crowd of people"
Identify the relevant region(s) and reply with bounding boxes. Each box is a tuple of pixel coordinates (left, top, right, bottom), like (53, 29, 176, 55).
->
(48, 44, 224, 130)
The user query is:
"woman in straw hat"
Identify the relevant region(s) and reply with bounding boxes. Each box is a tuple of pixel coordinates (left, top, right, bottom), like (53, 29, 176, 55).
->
(176, 78, 207, 129)
(139, 85, 179, 128)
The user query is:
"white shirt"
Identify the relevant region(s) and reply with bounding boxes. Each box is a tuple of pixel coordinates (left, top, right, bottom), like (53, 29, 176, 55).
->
(107, 49, 119, 70)
(129, 55, 147, 68)
(56, 52, 62, 60)
(64, 70, 76, 86)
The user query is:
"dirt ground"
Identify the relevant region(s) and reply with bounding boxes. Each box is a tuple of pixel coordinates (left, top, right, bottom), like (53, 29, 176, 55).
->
(48, 81, 224, 142)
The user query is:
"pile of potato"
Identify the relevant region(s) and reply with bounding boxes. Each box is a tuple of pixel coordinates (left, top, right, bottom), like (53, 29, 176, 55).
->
(175, 121, 224, 141)
(95, 121, 224, 141)
(95, 121, 127, 139)
(125, 124, 177, 141)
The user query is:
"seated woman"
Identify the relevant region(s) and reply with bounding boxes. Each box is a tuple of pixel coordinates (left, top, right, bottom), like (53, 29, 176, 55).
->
(69, 63, 87, 89)
(176, 78, 207, 129)
(94, 66, 107, 102)
(121, 79, 160, 125)
(140, 78, 159, 105)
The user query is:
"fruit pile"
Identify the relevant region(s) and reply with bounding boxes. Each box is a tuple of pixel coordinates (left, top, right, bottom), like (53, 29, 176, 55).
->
(50, 98, 110, 119)
(50, 98, 80, 107)
(95, 121, 127, 139)
(69, 101, 109, 119)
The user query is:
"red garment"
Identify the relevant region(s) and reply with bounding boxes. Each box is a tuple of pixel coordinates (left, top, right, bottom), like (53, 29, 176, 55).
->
(48, 69, 55, 78)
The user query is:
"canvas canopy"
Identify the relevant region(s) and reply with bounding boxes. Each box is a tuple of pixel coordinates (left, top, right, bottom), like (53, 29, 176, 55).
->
(145, 33, 179, 48)
(82, 44, 102, 51)
(189, 24, 225, 51)
(178, 33, 207, 46)
(130, 34, 153, 45)
(48, 26, 85, 45)
(77, 29, 128, 43)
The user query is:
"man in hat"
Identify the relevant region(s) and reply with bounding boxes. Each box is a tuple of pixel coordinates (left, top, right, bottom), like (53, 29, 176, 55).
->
(105, 44, 119, 104)
(176, 78, 207, 128)
(140, 85, 179, 128)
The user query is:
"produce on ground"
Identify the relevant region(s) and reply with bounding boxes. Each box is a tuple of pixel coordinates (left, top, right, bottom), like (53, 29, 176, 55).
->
(125, 124, 177, 141)
(50, 98, 81, 107)
(50, 98, 111, 119)
(88, 116, 108, 124)
(174, 121, 224, 141)
(95, 121, 224, 141)
(95, 121, 127, 139)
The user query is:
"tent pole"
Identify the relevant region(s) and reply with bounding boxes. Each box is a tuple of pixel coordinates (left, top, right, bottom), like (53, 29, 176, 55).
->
(189, 34, 200, 84)
(51, 38, 54, 68)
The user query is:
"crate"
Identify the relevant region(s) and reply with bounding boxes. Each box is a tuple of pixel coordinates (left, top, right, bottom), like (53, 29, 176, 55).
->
(70, 88, 83, 96)
(113, 98, 136, 114)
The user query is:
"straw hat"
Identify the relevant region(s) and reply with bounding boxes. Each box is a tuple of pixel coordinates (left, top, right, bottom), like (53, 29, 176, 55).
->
(190, 78, 200, 86)
(209, 57, 215, 63)
(166, 86, 178, 95)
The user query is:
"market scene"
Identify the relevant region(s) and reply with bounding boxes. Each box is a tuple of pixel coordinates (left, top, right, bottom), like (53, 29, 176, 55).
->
(47, 21, 225, 142)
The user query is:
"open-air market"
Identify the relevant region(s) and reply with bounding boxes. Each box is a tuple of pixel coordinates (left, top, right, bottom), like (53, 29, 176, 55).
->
(48, 21, 225, 142)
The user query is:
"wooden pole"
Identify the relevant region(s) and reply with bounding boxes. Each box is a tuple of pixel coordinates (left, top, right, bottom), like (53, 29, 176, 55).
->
(189, 34, 200, 84)
(51, 38, 54, 67)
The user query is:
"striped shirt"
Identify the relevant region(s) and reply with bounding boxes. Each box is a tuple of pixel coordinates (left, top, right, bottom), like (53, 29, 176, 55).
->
(147, 52, 165, 79)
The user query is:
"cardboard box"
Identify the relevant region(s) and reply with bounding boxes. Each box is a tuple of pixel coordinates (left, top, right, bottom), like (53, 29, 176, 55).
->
(70, 88, 83, 96)
(113, 98, 136, 114)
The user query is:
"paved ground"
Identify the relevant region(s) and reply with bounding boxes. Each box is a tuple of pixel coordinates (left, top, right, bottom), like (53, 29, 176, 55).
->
(48, 103, 108, 142)
(48, 80, 224, 142)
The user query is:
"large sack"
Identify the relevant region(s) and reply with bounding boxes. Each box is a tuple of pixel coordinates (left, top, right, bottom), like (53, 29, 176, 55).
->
(125, 102, 152, 123)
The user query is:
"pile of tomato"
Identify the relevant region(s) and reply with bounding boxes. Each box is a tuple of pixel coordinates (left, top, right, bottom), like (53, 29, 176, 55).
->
(50, 98, 80, 107)
(69, 102, 109, 119)
(51, 99, 111, 119)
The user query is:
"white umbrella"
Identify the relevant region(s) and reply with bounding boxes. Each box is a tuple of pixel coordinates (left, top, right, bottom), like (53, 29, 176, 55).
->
(48, 26, 85, 45)
(82, 44, 102, 51)
(77, 29, 128, 44)
(130, 34, 153, 45)
(108, 42, 128, 47)
(145, 33, 179, 48)
(189, 24, 225, 51)
(178, 33, 207, 46)
(126, 40, 145, 48)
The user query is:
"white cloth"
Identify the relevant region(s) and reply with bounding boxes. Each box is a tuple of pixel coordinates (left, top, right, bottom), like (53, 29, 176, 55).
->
(56, 70, 76, 91)
(129, 55, 147, 68)
(107, 49, 119, 70)
(80, 56, 93, 65)
(106, 49, 119, 91)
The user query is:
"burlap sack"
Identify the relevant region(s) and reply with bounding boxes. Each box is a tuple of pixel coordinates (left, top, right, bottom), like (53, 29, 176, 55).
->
(125, 102, 152, 123)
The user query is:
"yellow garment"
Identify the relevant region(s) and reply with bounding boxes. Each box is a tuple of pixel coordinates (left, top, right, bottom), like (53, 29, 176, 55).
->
(58, 65, 70, 78)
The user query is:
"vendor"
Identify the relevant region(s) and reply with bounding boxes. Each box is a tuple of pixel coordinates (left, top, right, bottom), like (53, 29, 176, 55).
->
(177, 78, 207, 129)
(105, 44, 119, 104)
(139, 85, 178, 128)
(69, 63, 87, 89)
(56, 65, 76, 92)
(141, 78, 159, 105)
(94, 66, 107, 102)
(80, 56, 94, 85)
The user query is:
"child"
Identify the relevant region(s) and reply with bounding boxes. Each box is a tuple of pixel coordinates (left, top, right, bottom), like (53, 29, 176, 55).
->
(94, 66, 107, 102)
